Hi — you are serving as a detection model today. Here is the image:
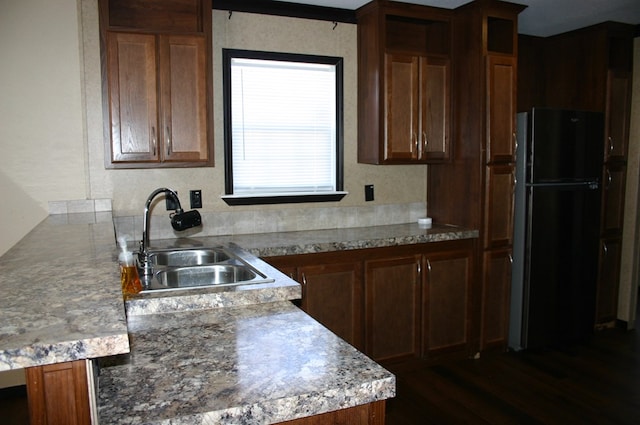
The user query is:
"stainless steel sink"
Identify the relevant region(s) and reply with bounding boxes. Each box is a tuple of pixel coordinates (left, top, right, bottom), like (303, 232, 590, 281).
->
(140, 246, 275, 293)
(148, 248, 230, 267)
(154, 265, 258, 288)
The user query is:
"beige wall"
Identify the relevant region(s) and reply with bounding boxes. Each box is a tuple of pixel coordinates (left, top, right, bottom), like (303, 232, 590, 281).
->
(0, 0, 88, 256)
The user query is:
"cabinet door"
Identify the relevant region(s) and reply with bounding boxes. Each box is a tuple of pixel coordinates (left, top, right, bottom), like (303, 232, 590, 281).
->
(486, 55, 516, 163)
(420, 56, 450, 161)
(605, 70, 631, 162)
(596, 237, 622, 324)
(422, 249, 472, 356)
(26, 360, 91, 425)
(480, 248, 512, 350)
(384, 53, 420, 161)
(484, 164, 515, 249)
(299, 262, 364, 349)
(365, 256, 421, 361)
(601, 163, 626, 235)
(106, 32, 159, 163)
(159, 34, 209, 163)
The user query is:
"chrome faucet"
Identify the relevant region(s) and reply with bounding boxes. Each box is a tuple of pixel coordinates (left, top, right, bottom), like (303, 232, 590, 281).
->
(139, 188, 202, 277)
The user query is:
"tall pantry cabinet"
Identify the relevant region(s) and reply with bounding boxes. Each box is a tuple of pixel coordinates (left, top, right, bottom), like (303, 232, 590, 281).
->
(427, 0, 525, 352)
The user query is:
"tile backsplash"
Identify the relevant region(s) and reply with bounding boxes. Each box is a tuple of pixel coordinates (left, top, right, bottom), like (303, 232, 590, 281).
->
(49, 199, 427, 243)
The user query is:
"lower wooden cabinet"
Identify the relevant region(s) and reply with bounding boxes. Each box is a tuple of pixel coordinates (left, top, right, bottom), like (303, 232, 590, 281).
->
(276, 400, 385, 425)
(423, 249, 473, 357)
(596, 237, 622, 325)
(265, 239, 476, 362)
(298, 261, 364, 350)
(25, 360, 92, 425)
(480, 248, 513, 350)
(365, 255, 421, 361)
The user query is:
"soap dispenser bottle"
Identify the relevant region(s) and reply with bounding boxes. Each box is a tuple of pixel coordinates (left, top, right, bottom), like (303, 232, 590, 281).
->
(118, 237, 142, 297)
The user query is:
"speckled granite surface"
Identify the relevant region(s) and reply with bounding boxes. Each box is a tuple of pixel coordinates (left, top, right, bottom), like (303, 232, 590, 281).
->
(0, 213, 130, 370)
(98, 301, 395, 425)
(124, 243, 301, 316)
(144, 222, 479, 258)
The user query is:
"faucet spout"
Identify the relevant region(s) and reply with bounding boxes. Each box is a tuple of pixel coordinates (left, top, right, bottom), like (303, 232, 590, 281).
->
(139, 188, 202, 278)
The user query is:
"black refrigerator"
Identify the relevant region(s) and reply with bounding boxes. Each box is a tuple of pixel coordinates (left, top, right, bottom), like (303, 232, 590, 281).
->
(510, 108, 604, 350)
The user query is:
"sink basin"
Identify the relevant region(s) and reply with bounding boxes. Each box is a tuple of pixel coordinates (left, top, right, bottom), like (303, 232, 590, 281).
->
(148, 248, 230, 267)
(140, 246, 275, 293)
(155, 265, 257, 288)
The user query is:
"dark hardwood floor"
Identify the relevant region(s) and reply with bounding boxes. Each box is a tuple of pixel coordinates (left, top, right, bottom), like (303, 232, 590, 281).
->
(384, 324, 640, 425)
(2, 317, 639, 425)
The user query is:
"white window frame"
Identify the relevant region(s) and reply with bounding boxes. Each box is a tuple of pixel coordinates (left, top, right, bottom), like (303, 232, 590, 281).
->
(221, 49, 346, 205)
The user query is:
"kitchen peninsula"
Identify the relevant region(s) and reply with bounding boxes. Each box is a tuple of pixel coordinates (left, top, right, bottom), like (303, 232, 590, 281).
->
(0, 209, 478, 423)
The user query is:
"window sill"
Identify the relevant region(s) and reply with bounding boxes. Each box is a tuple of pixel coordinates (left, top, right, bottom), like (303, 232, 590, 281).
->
(221, 191, 348, 206)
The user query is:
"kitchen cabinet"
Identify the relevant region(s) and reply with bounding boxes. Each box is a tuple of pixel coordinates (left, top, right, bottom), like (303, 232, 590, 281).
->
(365, 255, 421, 361)
(276, 400, 385, 425)
(25, 360, 92, 425)
(357, 0, 452, 164)
(486, 55, 517, 163)
(428, 0, 524, 352)
(99, 0, 213, 168)
(480, 248, 512, 350)
(265, 255, 364, 350)
(595, 237, 623, 325)
(265, 238, 476, 362)
(422, 247, 473, 357)
(298, 262, 364, 350)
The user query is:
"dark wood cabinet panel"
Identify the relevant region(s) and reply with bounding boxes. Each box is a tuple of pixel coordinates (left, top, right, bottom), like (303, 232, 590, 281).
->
(596, 237, 622, 325)
(486, 55, 517, 163)
(422, 249, 473, 356)
(365, 255, 421, 361)
(601, 163, 627, 236)
(384, 53, 420, 161)
(605, 70, 632, 162)
(26, 360, 91, 425)
(276, 400, 385, 425)
(480, 248, 512, 350)
(382, 54, 450, 162)
(484, 164, 515, 249)
(298, 262, 364, 350)
(106, 32, 159, 163)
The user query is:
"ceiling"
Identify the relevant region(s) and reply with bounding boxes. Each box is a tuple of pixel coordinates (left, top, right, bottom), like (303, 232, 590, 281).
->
(276, 0, 640, 37)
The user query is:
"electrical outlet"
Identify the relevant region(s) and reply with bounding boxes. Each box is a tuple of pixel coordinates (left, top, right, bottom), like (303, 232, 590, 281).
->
(190, 190, 202, 209)
(166, 191, 178, 210)
(365, 184, 374, 202)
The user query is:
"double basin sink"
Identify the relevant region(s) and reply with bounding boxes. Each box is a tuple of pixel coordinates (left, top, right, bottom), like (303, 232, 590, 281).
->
(141, 247, 274, 293)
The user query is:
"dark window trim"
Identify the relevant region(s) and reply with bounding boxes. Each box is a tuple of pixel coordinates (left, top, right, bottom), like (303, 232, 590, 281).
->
(222, 48, 345, 206)
(213, 0, 357, 24)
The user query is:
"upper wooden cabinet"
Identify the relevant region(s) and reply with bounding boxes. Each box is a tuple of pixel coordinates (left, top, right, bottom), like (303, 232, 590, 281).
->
(486, 55, 517, 163)
(357, 1, 452, 164)
(605, 70, 632, 163)
(99, 0, 213, 168)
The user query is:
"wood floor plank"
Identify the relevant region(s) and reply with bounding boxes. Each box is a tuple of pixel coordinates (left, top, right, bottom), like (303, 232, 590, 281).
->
(385, 324, 640, 425)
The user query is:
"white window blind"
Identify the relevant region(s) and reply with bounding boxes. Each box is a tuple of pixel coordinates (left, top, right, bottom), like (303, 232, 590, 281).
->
(230, 57, 337, 195)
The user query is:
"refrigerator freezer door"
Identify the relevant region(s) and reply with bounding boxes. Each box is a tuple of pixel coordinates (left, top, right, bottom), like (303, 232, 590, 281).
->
(529, 108, 604, 183)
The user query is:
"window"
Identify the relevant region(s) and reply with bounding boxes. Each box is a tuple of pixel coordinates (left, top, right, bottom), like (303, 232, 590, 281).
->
(222, 49, 346, 205)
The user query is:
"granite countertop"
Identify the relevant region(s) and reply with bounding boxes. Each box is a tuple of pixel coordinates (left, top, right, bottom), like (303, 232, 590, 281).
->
(145, 222, 479, 259)
(0, 213, 130, 370)
(98, 301, 395, 425)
